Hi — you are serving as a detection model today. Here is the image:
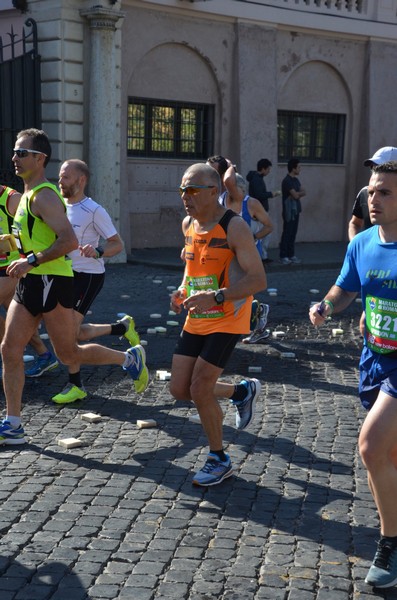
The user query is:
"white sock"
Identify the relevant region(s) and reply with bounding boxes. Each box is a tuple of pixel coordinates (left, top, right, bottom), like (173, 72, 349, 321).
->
(123, 352, 134, 369)
(6, 415, 21, 428)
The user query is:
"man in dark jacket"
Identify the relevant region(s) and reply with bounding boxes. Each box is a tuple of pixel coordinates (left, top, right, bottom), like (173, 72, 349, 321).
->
(279, 158, 306, 264)
(246, 159, 280, 263)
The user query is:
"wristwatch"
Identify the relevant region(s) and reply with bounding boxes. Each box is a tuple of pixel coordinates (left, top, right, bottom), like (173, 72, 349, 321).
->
(214, 289, 225, 305)
(26, 252, 39, 267)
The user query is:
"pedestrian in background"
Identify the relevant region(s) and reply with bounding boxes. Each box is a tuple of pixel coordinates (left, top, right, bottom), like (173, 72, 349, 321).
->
(246, 158, 280, 263)
(279, 158, 306, 265)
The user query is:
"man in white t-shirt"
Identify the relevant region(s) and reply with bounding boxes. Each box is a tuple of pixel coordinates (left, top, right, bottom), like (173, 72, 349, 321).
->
(28, 159, 142, 403)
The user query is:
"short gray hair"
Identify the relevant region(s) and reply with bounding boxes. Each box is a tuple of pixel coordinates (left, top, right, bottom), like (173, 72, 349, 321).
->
(235, 173, 246, 192)
(183, 163, 221, 193)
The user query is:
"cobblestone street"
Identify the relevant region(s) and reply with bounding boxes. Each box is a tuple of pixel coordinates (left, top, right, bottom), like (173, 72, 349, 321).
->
(1, 258, 396, 600)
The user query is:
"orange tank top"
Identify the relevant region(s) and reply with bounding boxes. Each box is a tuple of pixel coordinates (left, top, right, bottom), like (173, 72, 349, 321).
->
(183, 210, 252, 335)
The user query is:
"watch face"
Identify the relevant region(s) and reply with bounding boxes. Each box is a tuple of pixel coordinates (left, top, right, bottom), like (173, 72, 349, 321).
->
(216, 291, 224, 304)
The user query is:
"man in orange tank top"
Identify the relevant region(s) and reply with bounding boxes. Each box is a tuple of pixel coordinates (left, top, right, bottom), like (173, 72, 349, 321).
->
(169, 163, 267, 486)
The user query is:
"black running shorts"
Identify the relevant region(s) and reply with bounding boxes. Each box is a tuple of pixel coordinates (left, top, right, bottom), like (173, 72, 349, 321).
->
(72, 271, 105, 316)
(174, 330, 241, 369)
(14, 273, 74, 316)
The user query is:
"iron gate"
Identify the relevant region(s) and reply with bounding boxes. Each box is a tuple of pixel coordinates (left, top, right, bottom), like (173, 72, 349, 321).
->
(0, 18, 41, 192)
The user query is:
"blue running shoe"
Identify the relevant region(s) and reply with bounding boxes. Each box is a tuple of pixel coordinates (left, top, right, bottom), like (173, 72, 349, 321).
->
(365, 539, 397, 588)
(0, 420, 26, 445)
(123, 344, 149, 393)
(231, 378, 261, 430)
(192, 452, 233, 486)
(25, 352, 59, 378)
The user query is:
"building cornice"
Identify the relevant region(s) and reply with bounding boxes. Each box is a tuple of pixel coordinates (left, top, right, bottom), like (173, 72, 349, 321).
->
(133, 0, 397, 42)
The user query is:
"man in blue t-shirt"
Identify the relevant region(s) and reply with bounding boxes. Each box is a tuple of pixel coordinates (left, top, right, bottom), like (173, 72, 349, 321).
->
(309, 161, 397, 590)
(349, 146, 397, 240)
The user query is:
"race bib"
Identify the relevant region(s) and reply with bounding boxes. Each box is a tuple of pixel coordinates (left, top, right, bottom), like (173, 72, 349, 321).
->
(185, 274, 224, 319)
(366, 295, 397, 354)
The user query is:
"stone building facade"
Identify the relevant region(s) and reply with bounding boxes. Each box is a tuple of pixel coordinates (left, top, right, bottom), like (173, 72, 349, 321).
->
(1, 0, 397, 256)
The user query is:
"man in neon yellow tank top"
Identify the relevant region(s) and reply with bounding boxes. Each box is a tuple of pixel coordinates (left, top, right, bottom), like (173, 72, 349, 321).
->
(0, 185, 21, 344)
(0, 129, 148, 445)
(169, 163, 267, 486)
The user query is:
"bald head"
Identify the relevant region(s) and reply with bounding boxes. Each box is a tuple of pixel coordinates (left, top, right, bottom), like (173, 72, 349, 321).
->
(61, 159, 90, 181)
(59, 159, 90, 202)
(183, 163, 221, 194)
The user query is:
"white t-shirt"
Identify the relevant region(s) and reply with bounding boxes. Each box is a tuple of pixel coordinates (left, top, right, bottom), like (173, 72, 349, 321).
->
(66, 196, 118, 274)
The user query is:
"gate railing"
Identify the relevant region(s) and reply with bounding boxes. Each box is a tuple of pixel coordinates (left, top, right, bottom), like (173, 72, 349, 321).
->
(0, 18, 41, 191)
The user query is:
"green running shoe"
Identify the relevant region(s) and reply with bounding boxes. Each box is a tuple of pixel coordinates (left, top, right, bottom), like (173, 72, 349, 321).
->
(118, 314, 140, 347)
(52, 383, 87, 404)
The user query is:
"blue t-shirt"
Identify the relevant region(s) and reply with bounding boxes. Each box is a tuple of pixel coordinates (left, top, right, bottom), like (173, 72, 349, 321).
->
(336, 225, 397, 354)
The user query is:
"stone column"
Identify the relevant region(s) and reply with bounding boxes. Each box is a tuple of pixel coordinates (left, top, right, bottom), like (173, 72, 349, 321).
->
(80, 4, 126, 262)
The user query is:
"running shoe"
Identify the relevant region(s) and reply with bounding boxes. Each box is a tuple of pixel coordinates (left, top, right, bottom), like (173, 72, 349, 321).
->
(280, 257, 291, 265)
(231, 378, 261, 430)
(243, 303, 270, 344)
(118, 314, 140, 347)
(290, 256, 302, 264)
(242, 328, 270, 344)
(250, 299, 260, 330)
(192, 452, 233, 486)
(258, 303, 269, 329)
(52, 383, 87, 404)
(124, 345, 149, 393)
(0, 419, 26, 445)
(25, 352, 59, 377)
(365, 538, 397, 588)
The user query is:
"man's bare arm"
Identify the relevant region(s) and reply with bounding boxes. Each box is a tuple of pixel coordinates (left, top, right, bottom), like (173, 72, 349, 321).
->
(248, 197, 273, 239)
(220, 217, 267, 301)
(309, 284, 357, 326)
(348, 215, 364, 241)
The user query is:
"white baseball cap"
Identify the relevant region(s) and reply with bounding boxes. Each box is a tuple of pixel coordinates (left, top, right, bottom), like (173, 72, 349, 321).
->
(363, 146, 397, 166)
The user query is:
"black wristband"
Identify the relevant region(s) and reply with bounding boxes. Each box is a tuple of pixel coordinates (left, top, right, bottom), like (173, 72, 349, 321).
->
(95, 247, 104, 258)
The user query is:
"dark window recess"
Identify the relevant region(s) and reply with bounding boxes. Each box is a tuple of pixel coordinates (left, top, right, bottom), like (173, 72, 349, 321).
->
(278, 110, 345, 164)
(127, 98, 214, 159)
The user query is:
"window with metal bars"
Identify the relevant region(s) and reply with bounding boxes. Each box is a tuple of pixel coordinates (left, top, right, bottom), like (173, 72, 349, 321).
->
(278, 110, 346, 164)
(127, 97, 215, 159)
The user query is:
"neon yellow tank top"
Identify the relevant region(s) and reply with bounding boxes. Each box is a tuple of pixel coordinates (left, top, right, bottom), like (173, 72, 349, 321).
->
(12, 183, 73, 277)
(0, 186, 20, 267)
